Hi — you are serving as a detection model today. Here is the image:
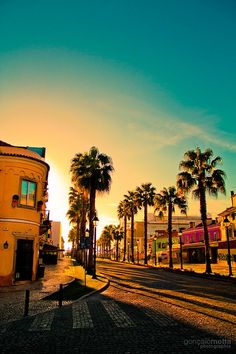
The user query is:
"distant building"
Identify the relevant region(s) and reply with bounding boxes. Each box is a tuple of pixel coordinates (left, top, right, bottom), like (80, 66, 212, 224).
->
(51, 221, 62, 247)
(170, 192, 236, 265)
(51, 221, 64, 258)
(178, 219, 221, 264)
(0, 141, 50, 286)
(217, 191, 236, 263)
(123, 214, 201, 262)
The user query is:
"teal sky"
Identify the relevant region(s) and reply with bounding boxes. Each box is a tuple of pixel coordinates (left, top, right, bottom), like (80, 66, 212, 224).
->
(1, 0, 236, 238)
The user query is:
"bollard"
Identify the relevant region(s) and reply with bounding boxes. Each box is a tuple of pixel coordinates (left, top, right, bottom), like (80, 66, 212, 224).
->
(24, 289, 30, 317)
(59, 284, 63, 307)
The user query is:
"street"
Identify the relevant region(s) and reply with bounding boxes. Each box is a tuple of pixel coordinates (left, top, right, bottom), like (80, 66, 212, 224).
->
(0, 259, 235, 353)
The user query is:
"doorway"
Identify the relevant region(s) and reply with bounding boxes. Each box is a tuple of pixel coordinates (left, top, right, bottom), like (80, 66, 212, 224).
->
(15, 239, 33, 280)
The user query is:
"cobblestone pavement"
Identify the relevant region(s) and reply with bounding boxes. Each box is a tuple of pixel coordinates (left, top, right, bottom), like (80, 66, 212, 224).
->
(0, 257, 74, 323)
(0, 260, 236, 353)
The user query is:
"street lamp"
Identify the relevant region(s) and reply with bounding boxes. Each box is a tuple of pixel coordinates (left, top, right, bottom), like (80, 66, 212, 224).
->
(128, 241, 130, 262)
(178, 232, 183, 270)
(153, 236, 157, 266)
(85, 228, 90, 269)
(137, 239, 139, 264)
(223, 216, 233, 276)
(92, 214, 99, 279)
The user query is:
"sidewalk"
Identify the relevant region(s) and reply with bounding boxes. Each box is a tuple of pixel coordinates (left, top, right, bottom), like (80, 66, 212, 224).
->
(156, 260, 236, 278)
(0, 257, 108, 324)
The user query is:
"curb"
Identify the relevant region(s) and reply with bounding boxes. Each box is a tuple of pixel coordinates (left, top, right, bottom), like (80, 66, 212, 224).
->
(75, 273, 110, 302)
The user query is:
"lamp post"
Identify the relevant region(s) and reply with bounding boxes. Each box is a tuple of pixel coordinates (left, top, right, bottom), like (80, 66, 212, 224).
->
(85, 228, 90, 269)
(178, 232, 183, 270)
(223, 216, 233, 276)
(153, 236, 157, 266)
(92, 214, 99, 279)
(137, 239, 139, 264)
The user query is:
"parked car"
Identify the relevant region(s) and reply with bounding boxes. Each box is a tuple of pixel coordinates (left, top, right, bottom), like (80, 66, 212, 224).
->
(158, 252, 168, 262)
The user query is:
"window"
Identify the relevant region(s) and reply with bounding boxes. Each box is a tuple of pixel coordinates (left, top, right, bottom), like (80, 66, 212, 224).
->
(20, 180, 36, 207)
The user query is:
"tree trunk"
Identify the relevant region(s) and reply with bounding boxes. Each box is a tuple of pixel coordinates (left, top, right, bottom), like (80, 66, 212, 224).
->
(87, 187, 96, 274)
(123, 215, 127, 261)
(131, 211, 134, 262)
(144, 203, 148, 265)
(116, 239, 119, 261)
(199, 185, 212, 274)
(168, 202, 173, 269)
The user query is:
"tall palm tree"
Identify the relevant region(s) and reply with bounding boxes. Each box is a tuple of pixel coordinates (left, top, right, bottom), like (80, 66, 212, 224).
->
(99, 224, 113, 258)
(111, 225, 124, 261)
(70, 146, 114, 273)
(67, 227, 77, 257)
(117, 199, 131, 261)
(123, 191, 138, 262)
(66, 187, 84, 257)
(154, 186, 187, 269)
(136, 183, 156, 265)
(177, 147, 226, 274)
(67, 187, 89, 237)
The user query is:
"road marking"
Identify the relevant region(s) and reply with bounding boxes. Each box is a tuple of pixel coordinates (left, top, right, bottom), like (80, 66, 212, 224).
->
(29, 312, 54, 331)
(101, 301, 135, 328)
(72, 301, 93, 328)
(142, 307, 177, 326)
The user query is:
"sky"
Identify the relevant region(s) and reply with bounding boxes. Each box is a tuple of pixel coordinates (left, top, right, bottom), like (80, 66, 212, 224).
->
(1, 0, 236, 242)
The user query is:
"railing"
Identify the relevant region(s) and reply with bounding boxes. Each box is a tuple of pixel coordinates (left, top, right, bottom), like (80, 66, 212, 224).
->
(39, 210, 51, 235)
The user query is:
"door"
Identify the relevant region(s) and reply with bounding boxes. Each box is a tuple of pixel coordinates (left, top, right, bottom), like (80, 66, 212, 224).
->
(15, 239, 33, 280)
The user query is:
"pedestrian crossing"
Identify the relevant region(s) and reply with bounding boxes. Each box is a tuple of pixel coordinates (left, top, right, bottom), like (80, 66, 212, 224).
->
(101, 300, 135, 328)
(29, 311, 54, 331)
(0, 300, 177, 333)
(72, 302, 93, 329)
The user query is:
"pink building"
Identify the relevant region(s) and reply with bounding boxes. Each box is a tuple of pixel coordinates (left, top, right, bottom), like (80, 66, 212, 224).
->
(182, 220, 221, 263)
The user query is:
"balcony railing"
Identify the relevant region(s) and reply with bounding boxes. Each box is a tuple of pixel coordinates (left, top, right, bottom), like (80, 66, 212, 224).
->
(39, 209, 51, 235)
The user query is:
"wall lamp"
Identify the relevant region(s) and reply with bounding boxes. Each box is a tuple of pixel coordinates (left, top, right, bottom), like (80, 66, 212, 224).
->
(3, 241, 9, 249)
(12, 194, 19, 208)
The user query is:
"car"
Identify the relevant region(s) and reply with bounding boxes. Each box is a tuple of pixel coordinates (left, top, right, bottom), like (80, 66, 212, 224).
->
(158, 252, 168, 262)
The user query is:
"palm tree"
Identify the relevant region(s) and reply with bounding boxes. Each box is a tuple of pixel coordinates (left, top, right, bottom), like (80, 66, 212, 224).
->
(177, 147, 226, 274)
(66, 187, 89, 261)
(99, 225, 113, 258)
(70, 146, 114, 273)
(136, 183, 156, 265)
(111, 225, 124, 261)
(117, 199, 131, 261)
(154, 186, 187, 269)
(66, 187, 82, 257)
(68, 227, 77, 257)
(123, 191, 138, 262)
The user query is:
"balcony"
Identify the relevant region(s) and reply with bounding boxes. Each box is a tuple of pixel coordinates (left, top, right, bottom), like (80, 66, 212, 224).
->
(39, 209, 51, 235)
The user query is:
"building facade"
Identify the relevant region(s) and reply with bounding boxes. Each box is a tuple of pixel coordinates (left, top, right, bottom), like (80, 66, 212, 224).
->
(170, 192, 236, 265)
(217, 191, 236, 263)
(124, 214, 201, 263)
(0, 141, 50, 286)
(178, 220, 221, 264)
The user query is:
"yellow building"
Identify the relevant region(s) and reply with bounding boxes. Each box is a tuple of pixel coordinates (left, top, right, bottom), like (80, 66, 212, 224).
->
(0, 141, 50, 286)
(217, 191, 236, 263)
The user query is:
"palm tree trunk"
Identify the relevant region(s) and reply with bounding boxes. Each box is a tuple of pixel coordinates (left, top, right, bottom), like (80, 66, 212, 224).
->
(144, 203, 148, 265)
(168, 202, 173, 269)
(123, 215, 127, 261)
(116, 240, 119, 261)
(131, 211, 134, 262)
(87, 187, 96, 274)
(200, 186, 212, 274)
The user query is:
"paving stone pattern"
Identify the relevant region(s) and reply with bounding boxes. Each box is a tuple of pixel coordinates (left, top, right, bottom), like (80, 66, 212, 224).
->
(0, 260, 236, 353)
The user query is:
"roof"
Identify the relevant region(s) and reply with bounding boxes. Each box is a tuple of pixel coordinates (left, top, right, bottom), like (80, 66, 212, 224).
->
(218, 206, 236, 217)
(0, 141, 49, 170)
(0, 140, 12, 146)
